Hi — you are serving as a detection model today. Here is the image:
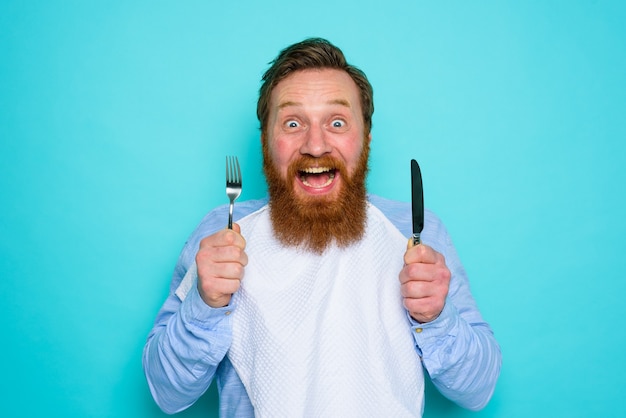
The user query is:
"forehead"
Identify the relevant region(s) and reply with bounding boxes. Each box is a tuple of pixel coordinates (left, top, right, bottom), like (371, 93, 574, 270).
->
(270, 68, 362, 111)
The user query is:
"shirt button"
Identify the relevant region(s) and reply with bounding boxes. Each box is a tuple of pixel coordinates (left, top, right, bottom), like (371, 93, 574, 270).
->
(225, 311, 232, 316)
(414, 328, 423, 333)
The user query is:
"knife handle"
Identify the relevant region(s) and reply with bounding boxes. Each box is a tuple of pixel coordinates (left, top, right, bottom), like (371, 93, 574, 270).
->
(412, 233, 421, 246)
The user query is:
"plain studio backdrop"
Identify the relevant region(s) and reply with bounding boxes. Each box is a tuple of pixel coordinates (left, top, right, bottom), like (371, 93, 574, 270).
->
(1, 1, 624, 417)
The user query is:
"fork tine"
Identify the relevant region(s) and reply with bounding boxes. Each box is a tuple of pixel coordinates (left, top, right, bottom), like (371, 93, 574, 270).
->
(234, 156, 241, 184)
(226, 156, 233, 184)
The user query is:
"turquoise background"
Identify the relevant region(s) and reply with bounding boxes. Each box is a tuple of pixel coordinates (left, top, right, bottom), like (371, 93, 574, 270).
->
(1, 1, 625, 417)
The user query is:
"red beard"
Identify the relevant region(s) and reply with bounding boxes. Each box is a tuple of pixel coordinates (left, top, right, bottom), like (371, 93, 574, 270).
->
(262, 140, 370, 254)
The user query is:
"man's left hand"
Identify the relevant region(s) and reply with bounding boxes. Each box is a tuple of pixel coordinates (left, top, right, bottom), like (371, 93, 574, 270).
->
(399, 242, 451, 323)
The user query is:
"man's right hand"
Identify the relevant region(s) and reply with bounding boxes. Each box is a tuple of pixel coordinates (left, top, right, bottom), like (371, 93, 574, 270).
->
(195, 223, 248, 308)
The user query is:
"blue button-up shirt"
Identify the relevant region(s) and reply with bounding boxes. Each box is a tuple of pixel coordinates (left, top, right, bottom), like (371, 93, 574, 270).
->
(143, 195, 501, 416)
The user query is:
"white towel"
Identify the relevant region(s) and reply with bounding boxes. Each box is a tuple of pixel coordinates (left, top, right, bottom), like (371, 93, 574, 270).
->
(227, 203, 424, 417)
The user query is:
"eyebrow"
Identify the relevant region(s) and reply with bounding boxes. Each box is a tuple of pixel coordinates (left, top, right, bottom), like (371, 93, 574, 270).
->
(277, 98, 352, 110)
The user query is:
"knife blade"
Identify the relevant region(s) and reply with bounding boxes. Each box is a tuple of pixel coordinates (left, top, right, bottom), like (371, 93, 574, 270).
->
(411, 159, 424, 246)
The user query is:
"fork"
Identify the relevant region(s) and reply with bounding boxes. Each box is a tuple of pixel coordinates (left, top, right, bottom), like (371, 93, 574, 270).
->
(225, 156, 242, 229)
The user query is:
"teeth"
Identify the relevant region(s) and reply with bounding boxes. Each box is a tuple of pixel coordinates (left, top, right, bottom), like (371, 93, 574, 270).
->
(302, 167, 332, 174)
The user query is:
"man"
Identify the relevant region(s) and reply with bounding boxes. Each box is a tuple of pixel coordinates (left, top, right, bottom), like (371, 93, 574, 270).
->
(143, 38, 501, 417)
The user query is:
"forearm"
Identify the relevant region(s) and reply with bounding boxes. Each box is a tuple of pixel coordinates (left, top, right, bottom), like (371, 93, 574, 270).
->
(411, 302, 501, 410)
(143, 287, 233, 414)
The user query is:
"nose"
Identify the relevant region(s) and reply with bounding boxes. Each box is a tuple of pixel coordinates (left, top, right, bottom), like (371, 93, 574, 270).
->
(300, 125, 331, 157)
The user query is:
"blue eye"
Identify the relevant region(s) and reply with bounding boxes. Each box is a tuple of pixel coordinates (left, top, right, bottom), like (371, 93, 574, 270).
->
(286, 120, 300, 128)
(331, 119, 345, 128)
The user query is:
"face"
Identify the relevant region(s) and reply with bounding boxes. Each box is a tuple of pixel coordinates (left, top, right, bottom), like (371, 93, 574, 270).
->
(262, 69, 372, 253)
(265, 68, 371, 203)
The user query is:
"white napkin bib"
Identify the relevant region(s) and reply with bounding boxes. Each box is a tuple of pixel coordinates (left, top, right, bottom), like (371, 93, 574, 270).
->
(227, 203, 424, 417)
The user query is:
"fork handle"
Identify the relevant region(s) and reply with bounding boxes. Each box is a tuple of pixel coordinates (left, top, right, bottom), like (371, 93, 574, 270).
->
(228, 203, 234, 229)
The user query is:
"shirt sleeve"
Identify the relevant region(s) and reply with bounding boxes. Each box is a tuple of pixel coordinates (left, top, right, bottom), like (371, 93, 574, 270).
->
(142, 199, 266, 414)
(409, 220, 501, 411)
(370, 194, 501, 411)
(143, 284, 234, 414)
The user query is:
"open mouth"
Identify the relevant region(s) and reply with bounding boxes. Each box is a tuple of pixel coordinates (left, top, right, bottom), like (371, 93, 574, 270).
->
(299, 166, 337, 189)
